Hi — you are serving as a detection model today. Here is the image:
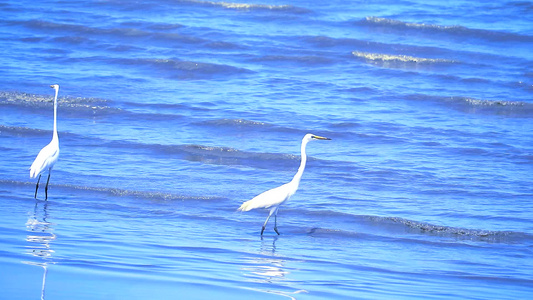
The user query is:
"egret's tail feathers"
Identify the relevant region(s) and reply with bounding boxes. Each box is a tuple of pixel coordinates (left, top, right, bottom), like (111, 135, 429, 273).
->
(30, 154, 43, 179)
(29, 159, 44, 178)
(29, 166, 38, 179)
(238, 200, 254, 212)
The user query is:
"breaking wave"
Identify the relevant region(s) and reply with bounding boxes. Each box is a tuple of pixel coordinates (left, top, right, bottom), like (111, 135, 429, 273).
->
(442, 96, 532, 117)
(178, 0, 312, 14)
(301, 210, 533, 243)
(352, 51, 456, 64)
(358, 16, 533, 42)
(0, 91, 117, 114)
(199, 118, 272, 128)
(375, 215, 527, 240)
(361, 16, 465, 32)
(0, 179, 222, 203)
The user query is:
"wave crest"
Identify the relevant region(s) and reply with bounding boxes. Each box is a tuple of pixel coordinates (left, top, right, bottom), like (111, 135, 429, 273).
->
(359, 16, 533, 42)
(445, 96, 533, 117)
(200, 118, 271, 128)
(362, 16, 463, 32)
(302, 210, 533, 243)
(352, 51, 456, 64)
(0, 91, 116, 113)
(122, 58, 253, 79)
(182, 0, 311, 13)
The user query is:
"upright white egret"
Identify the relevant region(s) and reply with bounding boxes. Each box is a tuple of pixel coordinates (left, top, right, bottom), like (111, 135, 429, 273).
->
(238, 133, 331, 235)
(30, 84, 60, 200)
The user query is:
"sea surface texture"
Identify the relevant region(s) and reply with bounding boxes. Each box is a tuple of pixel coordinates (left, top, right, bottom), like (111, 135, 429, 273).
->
(0, 0, 532, 299)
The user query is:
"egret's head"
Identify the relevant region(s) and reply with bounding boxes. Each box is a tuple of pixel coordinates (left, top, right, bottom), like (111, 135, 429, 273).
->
(50, 84, 60, 90)
(304, 133, 331, 142)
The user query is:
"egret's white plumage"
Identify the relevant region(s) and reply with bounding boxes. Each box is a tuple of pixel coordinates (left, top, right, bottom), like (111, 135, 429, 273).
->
(30, 84, 60, 200)
(238, 133, 331, 235)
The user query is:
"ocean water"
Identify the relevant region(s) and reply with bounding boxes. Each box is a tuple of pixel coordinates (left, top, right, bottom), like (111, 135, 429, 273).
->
(1, 0, 532, 298)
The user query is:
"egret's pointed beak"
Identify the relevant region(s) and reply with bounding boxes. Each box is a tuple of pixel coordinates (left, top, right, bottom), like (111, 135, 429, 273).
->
(312, 135, 331, 140)
(50, 85, 54, 88)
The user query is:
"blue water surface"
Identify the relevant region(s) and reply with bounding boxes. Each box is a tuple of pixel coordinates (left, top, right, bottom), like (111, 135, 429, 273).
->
(0, 0, 532, 299)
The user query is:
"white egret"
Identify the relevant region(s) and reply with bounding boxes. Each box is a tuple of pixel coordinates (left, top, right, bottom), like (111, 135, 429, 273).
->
(238, 133, 331, 235)
(30, 84, 60, 200)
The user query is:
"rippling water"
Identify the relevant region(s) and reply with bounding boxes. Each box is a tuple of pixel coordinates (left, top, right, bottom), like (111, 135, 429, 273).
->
(1, 0, 532, 299)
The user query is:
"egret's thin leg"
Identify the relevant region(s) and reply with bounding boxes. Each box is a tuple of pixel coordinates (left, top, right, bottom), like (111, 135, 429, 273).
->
(261, 208, 276, 235)
(44, 171, 51, 200)
(34, 174, 41, 199)
(274, 210, 280, 235)
(261, 214, 271, 235)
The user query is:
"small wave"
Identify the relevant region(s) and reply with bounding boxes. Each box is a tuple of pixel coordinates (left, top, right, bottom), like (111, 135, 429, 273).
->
(352, 51, 456, 68)
(180, 144, 300, 165)
(377, 216, 532, 242)
(0, 179, 220, 202)
(358, 17, 533, 43)
(140, 23, 185, 31)
(306, 227, 360, 238)
(196, 118, 313, 136)
(0, 120, 304, 168)
(0, 91, 120, 115)
(18, 19, 238, 49)
(328, 122, 362, 129)
(457, 97, 528, 107)
(183, 144, 241, 154)
(300, 210, 533, 243)
(64, 184, 222, 202)
(0, 125, 49, 137)
(444, 96, 533, 117)
(352, 51, 456, 64)
(249, 55, 334, 65)
(405, 94, 533, 117)
(509, 1, 533, 11)
(52, 35, 90, 45)
(180, 0, 312, 14)
(361, 16, 464, 32)
(118, 58, 253, 79)
(23, 19, 150, 38)
(199, 118, 272, 128)
(101, 138, 303, 169)
(302, 35, 378, 50)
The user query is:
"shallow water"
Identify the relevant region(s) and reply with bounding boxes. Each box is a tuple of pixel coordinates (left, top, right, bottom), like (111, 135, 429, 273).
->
(1, 0, 532, 299)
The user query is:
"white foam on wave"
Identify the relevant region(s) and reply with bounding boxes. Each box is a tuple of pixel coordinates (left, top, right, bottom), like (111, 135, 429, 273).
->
(0, 91, 113, 111)
(364, 16, 463, 31)
(185, 0, 311, 13)
(352, 51, 456, 64)
(361, 16, 533, 43)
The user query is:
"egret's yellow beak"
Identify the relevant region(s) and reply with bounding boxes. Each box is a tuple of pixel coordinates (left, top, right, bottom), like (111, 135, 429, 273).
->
(312, 135, 331, 140)
(50, 85, 54, 88)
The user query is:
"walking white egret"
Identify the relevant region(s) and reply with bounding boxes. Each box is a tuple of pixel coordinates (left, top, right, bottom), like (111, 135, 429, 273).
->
(238, 133, 331, 235)
(30, 84, 60, 200)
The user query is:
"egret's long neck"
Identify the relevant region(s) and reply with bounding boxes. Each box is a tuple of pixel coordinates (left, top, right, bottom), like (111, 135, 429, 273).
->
(291, 138, 309, 187)
(52, 89, 59, 141)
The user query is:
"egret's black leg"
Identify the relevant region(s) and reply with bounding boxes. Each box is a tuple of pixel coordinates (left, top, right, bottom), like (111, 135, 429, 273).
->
(44, 172, 51, 200)
(274, 214, 280, 235)
(34, 174, 41, 199)
(261, 209, 275, 235)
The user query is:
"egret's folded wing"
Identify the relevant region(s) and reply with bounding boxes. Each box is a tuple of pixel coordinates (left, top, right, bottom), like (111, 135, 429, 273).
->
(238, 183, 291, 211)
(30, 143, 59, 178)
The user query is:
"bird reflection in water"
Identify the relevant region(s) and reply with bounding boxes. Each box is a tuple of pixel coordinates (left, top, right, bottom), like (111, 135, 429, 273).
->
(23, 199, 56, 300)
(241, 237, 308, 299)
